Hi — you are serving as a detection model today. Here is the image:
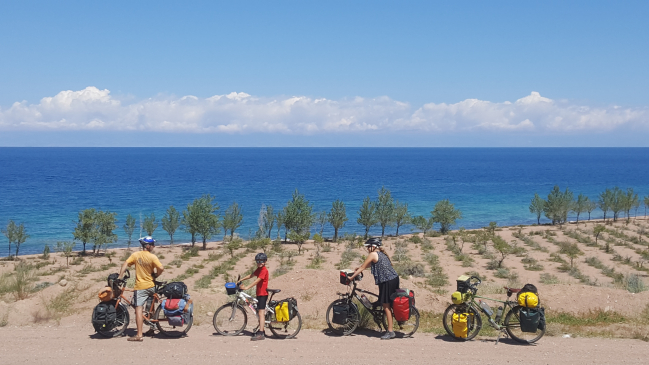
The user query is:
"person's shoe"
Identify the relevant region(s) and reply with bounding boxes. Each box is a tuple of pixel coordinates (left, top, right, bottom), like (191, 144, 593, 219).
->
(143, 329, 156, 337)
(250, 331, 265, 341)
(380, 331, 396, 340)
(127, 336, 143, 342)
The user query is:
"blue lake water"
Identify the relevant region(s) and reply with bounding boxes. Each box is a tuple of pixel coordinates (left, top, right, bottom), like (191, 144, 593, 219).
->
(1, 147, 648, 255)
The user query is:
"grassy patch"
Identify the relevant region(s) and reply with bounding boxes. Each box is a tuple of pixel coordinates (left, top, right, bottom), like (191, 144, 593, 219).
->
(34, 286, 80, 323)
(547, 309, 626, 326)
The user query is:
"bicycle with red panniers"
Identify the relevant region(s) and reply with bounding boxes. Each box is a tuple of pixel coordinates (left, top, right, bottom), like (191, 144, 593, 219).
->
(325, 270, 419, 337)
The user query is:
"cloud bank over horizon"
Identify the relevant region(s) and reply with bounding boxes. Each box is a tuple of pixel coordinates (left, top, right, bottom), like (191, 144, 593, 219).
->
(0, 87, 647, 137)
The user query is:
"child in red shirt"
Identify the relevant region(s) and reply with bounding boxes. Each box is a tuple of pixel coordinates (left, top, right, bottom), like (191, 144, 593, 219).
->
(239, 252, 269, 341)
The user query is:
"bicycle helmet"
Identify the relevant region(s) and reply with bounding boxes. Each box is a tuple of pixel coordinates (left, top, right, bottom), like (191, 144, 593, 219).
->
(364, 237, 382, 248)
(255, 252, 267, 262)
(139, 236, 156, 247)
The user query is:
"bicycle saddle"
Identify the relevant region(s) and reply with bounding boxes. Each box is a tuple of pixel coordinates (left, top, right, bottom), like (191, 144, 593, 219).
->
(267, 289, 281, 294)
(504, 286, 521, 293)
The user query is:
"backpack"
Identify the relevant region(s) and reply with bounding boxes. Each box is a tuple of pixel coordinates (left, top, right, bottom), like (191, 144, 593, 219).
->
(518, 283, 540, 308)
(274, 298, 298, 322)
(98, 286, 114, 302)
(161, 282, 188, 299)
(390, 289, 414, 322)
(92, 300, 117, 332)
(162, 297, 188, 317)
(452, 312, 468, 338)
(331, 304, 349, 325)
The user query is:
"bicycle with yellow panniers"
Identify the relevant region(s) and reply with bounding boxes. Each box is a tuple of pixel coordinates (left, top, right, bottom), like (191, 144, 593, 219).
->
(442, 275, 546, 344)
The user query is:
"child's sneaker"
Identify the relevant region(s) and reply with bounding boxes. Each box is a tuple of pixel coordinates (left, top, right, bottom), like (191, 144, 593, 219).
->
(250, 331, 265, 341)
(380, 331, 396, 340)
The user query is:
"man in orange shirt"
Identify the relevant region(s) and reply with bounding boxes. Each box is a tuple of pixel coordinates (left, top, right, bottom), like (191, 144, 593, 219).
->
(119, 236, 164, 342)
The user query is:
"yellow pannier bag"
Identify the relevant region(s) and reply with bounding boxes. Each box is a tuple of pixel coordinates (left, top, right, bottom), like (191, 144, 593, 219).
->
(452, 312, 468, 338)
(451, 291, 465, 305)
(518, 292, 539, 308)
(275, 301, 290, 322)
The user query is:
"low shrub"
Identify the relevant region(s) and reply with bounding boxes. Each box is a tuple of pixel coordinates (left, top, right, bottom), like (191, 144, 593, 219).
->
(394, 261, 426, 278)
(539, 273, 560, 284)
(625, 274, 647, 293)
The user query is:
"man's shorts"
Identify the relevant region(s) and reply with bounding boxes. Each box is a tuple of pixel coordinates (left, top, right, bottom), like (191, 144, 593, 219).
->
(134, 287, 156, 307)
(256, 295, 268, 311)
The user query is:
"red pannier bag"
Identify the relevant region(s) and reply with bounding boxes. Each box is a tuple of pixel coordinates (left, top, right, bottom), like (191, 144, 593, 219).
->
(391, 289, 414, 322)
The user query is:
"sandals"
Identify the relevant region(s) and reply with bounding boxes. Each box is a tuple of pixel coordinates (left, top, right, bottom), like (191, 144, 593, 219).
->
(127, 336, 143, 342)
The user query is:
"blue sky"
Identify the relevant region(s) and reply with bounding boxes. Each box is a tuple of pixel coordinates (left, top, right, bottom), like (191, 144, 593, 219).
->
(1, 1, 648, 146)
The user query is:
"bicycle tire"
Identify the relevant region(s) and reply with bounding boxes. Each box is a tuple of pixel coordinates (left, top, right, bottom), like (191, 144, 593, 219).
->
(213, 303, 248, 336)
(154, 304, 193, 338)
(96, 302, 130, 338)
(442, 304, 482, 341)
(504, 306, 545, 344)
(325, 299, 360, 336)
(382, 306, 420, 337)
(268, 311, 302, 339)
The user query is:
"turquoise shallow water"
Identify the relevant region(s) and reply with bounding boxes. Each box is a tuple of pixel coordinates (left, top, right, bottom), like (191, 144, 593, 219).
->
(1, 147, 648, 255)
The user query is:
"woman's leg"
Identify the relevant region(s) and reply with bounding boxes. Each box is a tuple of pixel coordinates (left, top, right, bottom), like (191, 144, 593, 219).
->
(383, 303, 393, 332)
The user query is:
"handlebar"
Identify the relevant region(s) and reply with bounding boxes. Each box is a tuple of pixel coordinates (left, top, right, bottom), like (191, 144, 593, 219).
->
(468, 276, 482, 294)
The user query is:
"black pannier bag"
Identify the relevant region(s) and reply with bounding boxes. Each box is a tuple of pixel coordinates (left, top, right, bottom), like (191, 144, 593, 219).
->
(161, 282, 188, 299)
(92, 300, 117, 332)
(332, 304, 349, 325)
(537, 307, 546, 331)
(519, 307, 541, 333)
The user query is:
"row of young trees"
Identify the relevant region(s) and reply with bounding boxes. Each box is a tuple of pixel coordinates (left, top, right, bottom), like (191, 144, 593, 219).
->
(2, 187, 466, 257)
(1, 220, 29, 258)
(530, 186, 649, 226)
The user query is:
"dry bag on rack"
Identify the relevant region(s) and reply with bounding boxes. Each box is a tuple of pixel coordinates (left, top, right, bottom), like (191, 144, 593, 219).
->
(517, 283, 540, 308)
(161, 282, 188, 299)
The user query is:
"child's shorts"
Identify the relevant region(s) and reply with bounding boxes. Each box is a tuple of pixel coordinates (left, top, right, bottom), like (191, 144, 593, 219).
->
(256, 295, 268, 311)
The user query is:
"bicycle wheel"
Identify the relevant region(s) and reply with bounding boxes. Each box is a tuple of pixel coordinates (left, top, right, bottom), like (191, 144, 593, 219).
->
(442, 304, 482, 341)
(383, 306, 420, 337)
(96, 302, 130, 338)
(213, 303, 248, 336)
(268, 311, 302, 339)
(325, 299, 360, 336)
(504, 306, 545, 344)
(154, 305, 193, 338)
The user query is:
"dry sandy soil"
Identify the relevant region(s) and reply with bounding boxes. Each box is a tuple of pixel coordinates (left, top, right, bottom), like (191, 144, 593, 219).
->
(2, 218, 649, 363)
(1, 324, 648, 365)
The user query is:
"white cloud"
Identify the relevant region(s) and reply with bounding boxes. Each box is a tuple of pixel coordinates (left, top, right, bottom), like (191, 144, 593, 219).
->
(0, 87, 647, 134)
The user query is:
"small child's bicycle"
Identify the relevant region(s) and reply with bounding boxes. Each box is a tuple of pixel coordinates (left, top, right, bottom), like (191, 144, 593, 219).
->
(325, 272, 420, 337)
(442, 276, 545, 344)
(212, 276, 302, 339)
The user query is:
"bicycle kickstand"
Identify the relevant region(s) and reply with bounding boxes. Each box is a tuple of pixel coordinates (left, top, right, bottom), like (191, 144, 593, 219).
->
(495, 328, 507, 345)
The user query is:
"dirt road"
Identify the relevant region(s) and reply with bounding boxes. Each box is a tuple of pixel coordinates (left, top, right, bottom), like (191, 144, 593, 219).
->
(1, 324, 647, 365)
